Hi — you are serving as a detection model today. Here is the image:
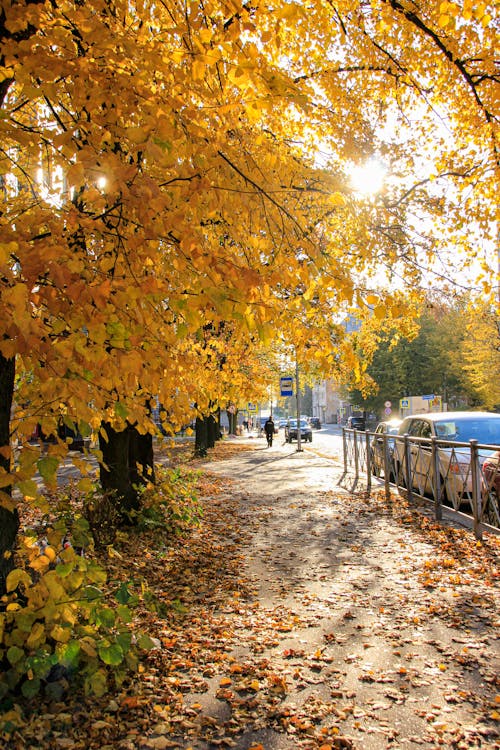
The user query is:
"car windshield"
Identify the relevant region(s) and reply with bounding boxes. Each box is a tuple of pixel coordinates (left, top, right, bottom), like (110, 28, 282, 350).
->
(435, 417, 500, 445)
(288, 420, 297, 427)
(299, 420, 308, 428)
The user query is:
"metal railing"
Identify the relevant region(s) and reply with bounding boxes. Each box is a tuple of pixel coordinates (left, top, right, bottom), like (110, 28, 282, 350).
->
(342, 427, 500, 540)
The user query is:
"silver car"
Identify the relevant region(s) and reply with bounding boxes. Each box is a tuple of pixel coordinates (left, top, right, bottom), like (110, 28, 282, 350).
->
(393, 411, 500, 508)
(370, 419, 402, 478)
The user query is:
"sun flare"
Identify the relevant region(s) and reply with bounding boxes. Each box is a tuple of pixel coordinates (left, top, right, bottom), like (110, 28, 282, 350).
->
(350, 159, 386, 196)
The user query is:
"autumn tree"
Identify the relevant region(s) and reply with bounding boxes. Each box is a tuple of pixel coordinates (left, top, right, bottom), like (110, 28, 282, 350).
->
(347, 296, 483, 416)
(0, 0, 497, 589)
(461, 300, 500, 410)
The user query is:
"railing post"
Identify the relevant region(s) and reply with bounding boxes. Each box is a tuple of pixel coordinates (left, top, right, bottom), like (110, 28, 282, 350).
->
(404, 434, 413, 502)
(342, 428, 348, 476)
(470, 440, 482, 541)
(354, 429, 359, 482)
(431, 436, 442, 521)
(383, 433, 391, 501)
(366, 429, 371, 493)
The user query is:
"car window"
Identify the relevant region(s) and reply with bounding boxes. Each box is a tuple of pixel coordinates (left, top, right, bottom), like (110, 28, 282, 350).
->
(407, 419, 423, 437)
(435, 417, 500, 444)
(419, 421, 432, 439)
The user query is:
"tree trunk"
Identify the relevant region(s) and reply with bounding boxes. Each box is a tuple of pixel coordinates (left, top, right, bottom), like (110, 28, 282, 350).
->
(207, 414, 217, 449)
(194, 416, 208, 457)
(214, 408, 222, 441)
(99, 422, 140, 523)
(128, 424, 155, 487)
(228, 410, 238, 435)
(0, 352, 18, 599)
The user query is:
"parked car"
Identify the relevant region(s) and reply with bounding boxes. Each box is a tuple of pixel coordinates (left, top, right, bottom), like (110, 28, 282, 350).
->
(309, 417, 321, 429)
(393, 411, 500, 508)
(482, 450, 500, 526)
(370, 419, 402, 478)
(285, 419, 313, 443)
(346, 415, 366, 430)
(278, 419, 288, 430)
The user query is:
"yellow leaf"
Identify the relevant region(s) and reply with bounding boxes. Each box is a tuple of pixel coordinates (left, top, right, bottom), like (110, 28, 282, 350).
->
(6, 569, 32, 593)
(328, 191, 347, 207)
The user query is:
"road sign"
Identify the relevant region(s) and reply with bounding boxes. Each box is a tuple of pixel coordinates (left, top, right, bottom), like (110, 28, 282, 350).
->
(400, 398, 409, 408)
(422, 394, 434, 400)
(280, 376, 293, 397)
(384, 400, 392, 408)
(384, 407, 392, 415)
(247, 403, 257, 413)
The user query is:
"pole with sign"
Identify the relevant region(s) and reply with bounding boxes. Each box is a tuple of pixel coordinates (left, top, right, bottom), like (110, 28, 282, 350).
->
(280, 376, 293, 397)
(295, 353, 303, 452)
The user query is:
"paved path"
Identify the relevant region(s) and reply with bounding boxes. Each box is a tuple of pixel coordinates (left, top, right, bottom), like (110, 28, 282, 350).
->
(188, 437, 500, 750)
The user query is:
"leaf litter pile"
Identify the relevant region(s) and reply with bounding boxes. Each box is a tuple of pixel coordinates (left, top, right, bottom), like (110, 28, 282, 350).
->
(3, 439, 500, 750)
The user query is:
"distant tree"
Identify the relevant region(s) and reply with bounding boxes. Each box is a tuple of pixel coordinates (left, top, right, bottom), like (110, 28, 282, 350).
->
(461, 302, 500, 410)
(348, 298, 479, 417)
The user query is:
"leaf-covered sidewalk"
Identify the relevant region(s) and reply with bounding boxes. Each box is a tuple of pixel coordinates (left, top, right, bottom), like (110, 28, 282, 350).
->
(6, 439, 500, 750)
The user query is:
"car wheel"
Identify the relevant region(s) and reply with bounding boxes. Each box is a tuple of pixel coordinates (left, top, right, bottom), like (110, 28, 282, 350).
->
(370, 452, 380, 477)
(394, 462, 405, 488)
(484, 490, 499, 527)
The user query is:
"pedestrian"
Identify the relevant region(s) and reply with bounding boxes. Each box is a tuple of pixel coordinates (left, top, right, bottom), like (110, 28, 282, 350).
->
(264, 416, 275, 447)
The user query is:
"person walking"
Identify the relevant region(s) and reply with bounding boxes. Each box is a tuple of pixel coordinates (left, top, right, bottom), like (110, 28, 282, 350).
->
(264, 416, 275, 447)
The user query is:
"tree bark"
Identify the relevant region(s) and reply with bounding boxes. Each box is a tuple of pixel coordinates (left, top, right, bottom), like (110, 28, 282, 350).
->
(99, 422, 140, 523)
(0, 352, 18, 599)
(207, 414, 217, 449)
(128, 424, 155, 487)
(194, 416, 208, 457)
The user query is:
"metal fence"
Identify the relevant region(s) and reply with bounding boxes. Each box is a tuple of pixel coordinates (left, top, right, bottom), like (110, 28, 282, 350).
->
(342, 427, 500, 540)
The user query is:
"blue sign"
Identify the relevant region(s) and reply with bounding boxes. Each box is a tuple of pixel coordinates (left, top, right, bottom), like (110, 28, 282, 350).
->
(422, 394, 434, 400)
(280, 376, 293, 397)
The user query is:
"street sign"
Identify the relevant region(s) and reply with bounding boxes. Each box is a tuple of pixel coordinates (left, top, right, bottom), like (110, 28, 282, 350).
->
(384, 400, 392, 408)
(280, 376, 293, 397)
(384, 407, 392, 415)
(400, 398, 409, 408)
(422, 394, 434, 400)
(247, 402, 257, 413)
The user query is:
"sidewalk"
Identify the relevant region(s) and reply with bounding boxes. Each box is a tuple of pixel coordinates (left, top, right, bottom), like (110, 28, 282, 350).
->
(180, 439, 500, 749)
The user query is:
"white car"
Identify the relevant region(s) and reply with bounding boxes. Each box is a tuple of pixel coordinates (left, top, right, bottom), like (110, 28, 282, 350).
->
(393, 411, 500, 509)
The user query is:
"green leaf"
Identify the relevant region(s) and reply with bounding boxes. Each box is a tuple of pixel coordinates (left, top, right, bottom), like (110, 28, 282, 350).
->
(115, 582, 131, 604)
(16, 480, 39, 497)
(59, 640, 81, 667)
(114, 402, 128, 419)
(116, 631, 132, 652)
(21, 677, 40, 698)
(83, 586, 103, 601)
(98, 643, 124, 665)
(7, 646, 24, 666)
(116, 605, 132, 623)
(85, 668, 108, 697)
(96, 608, 116, 628)
(55, 561, 74, 577)
(37, 456, 60, 484)
(137, 633, 157, 650)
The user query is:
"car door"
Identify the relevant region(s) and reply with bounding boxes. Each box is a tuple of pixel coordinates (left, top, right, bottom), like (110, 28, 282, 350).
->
(406, 418, 428, 493)
(415, 419, 433, 495)
(372, 424, 386, 473)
